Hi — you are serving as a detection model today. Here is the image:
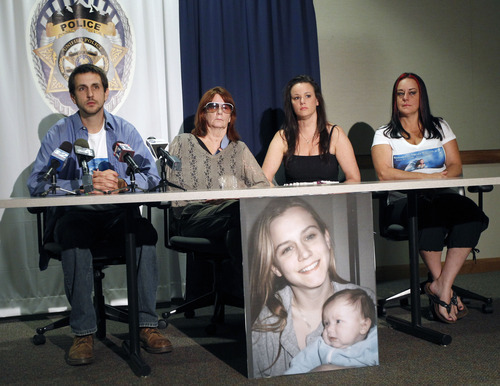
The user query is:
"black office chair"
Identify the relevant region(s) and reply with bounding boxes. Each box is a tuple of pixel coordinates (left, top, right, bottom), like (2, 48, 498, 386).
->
(375, 186, 494, 319)
(28, 207, 129, 345)
(160, 203, 243, 335)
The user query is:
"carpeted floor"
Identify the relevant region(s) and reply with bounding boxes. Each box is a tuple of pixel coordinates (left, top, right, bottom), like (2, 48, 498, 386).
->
(1, 271, 499, 385)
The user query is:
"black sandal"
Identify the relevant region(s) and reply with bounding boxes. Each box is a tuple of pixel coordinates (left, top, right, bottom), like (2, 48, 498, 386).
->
(424, 283, 456, 324)
(451, 291, 469, 319)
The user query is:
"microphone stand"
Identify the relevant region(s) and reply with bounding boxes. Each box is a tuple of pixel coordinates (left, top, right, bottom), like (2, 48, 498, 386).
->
(123, 167, 148, 193)
(104, 169, 150, 195)
(127, 167, 137, 193)
(79, 160, 94, 194)
(149, 157, 185, 192)
(41, 174, 77, 197)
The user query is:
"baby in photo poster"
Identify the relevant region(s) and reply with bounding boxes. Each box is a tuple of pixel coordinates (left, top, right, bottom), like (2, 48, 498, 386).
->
(284, 288, 378, 375)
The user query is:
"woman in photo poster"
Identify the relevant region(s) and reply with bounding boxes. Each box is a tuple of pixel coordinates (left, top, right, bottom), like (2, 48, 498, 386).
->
(248, 197, 377, 378)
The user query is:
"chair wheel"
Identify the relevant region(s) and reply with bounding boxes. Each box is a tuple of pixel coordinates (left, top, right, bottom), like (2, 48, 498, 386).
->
(161, 311, 170, 319)
(482, 304, 493, 314)
(32, 334, 46, 345)
(157, 319, 168, 329)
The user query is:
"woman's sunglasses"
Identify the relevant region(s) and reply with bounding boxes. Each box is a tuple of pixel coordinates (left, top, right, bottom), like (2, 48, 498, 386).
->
(204, 102, 234, 114)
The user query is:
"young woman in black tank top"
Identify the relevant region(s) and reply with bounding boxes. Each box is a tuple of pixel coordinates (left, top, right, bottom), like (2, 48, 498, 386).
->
(262, 75, 360, 185)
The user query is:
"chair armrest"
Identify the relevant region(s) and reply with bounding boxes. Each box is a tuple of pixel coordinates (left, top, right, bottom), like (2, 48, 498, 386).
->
(467, 185, 493, 210)
(156, 201, 172, 210)
(467, 185, 494, 194)
(27, 206, 44, 215)
(372, 191, 389, 200)
(26, 207, 46, 256)
(160, 202, 176, 249)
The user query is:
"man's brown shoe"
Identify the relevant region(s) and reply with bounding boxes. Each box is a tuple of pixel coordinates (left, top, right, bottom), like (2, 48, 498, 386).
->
(139, 328, 173, 354)
(66, 334, 94, 366)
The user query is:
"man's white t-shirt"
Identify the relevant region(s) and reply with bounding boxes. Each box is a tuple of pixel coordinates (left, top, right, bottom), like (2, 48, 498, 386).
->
(87, 122, 110, 173)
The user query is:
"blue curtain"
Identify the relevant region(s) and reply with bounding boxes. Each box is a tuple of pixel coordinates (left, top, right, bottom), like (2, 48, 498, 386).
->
(179, 0, 320, 162)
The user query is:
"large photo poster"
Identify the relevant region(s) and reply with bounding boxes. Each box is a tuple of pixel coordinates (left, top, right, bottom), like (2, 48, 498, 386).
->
(240, 194, 378, 378)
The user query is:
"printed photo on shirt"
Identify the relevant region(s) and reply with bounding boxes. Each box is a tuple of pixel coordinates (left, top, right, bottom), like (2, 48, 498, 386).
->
(393, 148, 445, 171)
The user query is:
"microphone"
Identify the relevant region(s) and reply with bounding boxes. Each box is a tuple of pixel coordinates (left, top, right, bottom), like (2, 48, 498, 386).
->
(97, 161, 112, 171)
(146, 137, 181, 171)
(42, 141, 72, 181)
(74, 139, 95, 193)
(74, 139, 95, 173)
(113, 141, 141, 174)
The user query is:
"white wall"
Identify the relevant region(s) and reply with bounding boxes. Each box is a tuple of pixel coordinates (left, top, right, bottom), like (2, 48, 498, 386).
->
(315, 0, 500, 266)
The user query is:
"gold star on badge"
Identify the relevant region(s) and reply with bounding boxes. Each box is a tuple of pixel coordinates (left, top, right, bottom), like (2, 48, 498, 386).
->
(34, 40, 127, 94)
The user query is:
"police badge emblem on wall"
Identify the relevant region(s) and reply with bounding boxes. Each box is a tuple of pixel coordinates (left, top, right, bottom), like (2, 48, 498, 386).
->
(27, 0, 135, 116)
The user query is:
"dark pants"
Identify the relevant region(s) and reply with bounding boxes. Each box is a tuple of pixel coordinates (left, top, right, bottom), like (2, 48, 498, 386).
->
(387, 192, 489, 251)
(175, 199, 243, 298)
(53, 207, 159, 335)
(177, 200, 240, 239)
(54, 207, 157, 250)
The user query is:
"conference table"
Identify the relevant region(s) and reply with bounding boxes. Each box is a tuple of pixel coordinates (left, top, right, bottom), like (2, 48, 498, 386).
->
(1, 175, 499, 375)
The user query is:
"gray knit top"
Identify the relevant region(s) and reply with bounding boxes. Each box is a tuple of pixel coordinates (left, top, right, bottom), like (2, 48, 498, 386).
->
(166, 133, 270, 212)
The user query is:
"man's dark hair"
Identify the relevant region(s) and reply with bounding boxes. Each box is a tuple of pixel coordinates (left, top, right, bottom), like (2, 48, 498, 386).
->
(68, 64, 109, 96)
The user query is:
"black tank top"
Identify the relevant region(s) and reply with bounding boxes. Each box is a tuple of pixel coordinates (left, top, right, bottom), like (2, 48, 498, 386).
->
(284, 126, 339, 183)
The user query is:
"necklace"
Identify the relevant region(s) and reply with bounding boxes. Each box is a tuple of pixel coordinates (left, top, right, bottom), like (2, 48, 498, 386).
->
(299, 131, 316, 144)
(292, 299, 312, 329)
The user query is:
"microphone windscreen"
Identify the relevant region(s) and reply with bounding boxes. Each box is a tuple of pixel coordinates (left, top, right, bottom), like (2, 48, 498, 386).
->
(60, 141, 73, 153)
(113, 141, 124, 152)
(74, 138, 90, 149)
(98, 161, 112, 171)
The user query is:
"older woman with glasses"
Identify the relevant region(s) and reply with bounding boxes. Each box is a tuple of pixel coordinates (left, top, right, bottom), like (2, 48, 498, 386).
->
(166, 86, 270, 293)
